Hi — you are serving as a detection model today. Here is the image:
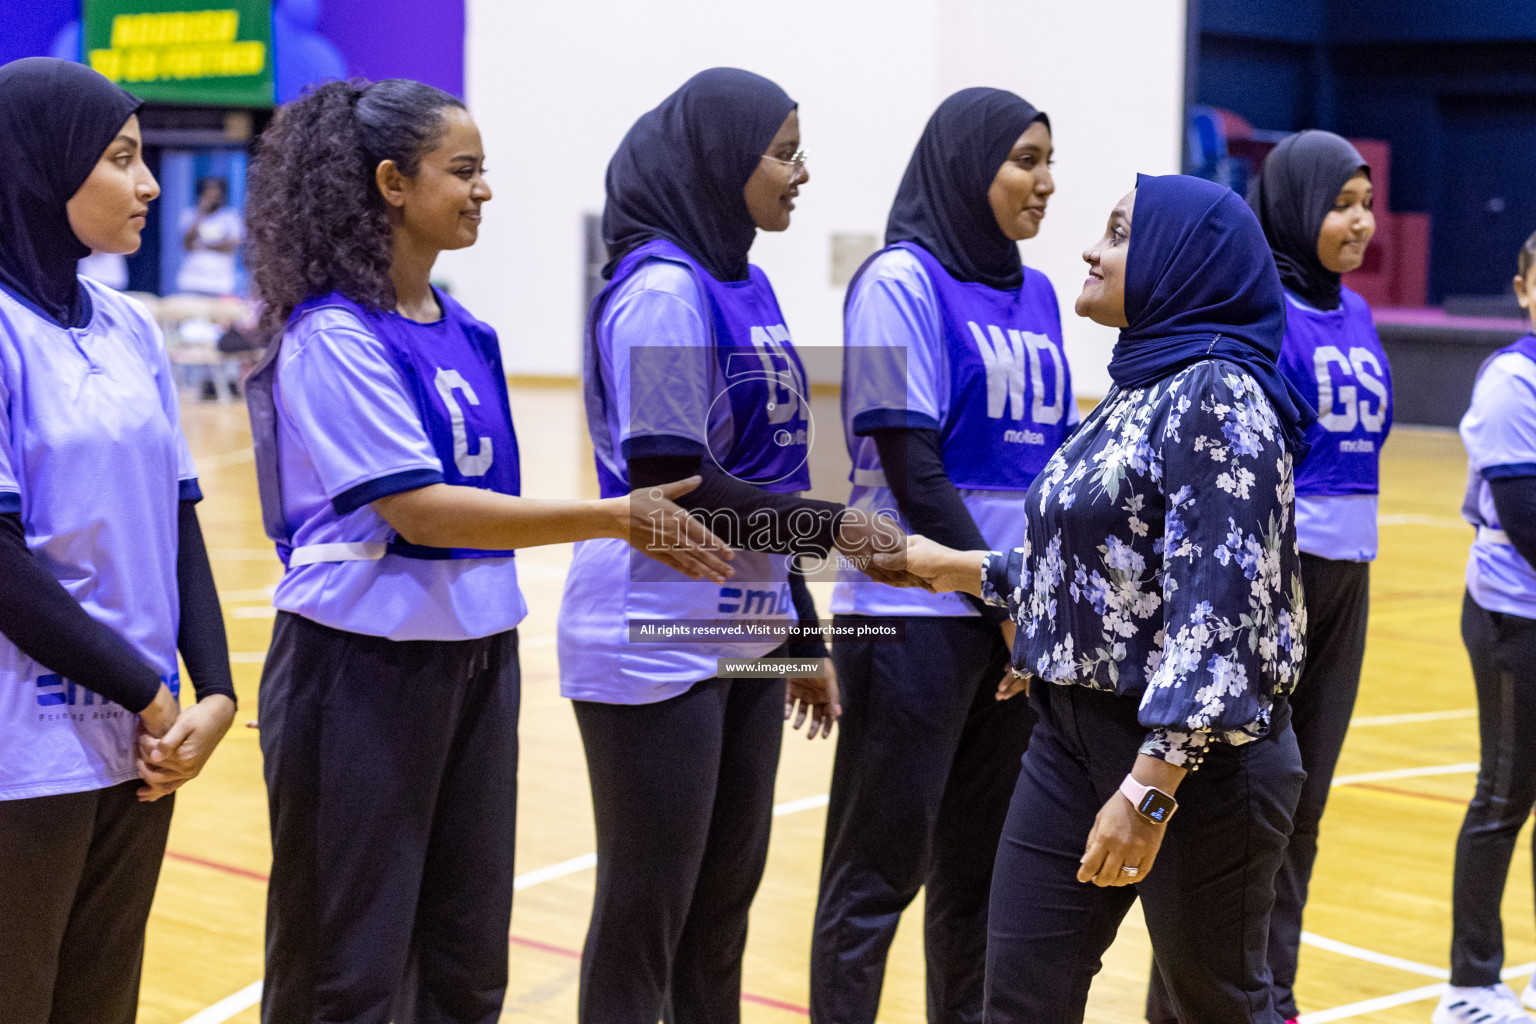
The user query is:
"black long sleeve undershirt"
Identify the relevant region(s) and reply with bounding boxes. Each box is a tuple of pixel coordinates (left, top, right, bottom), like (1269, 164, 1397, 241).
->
(870, 426, 1007, 625)
(786, 561, 829, 659)
(0, 512, 162, 712)
(1490, 476, 1536, 574)
(177, 501, 236, 704)
(627, 453, 848, 556)
(0, 502, 235, 713)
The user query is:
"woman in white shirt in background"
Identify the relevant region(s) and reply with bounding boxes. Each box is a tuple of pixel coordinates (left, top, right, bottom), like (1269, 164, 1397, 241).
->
(176, 176, 243, 297)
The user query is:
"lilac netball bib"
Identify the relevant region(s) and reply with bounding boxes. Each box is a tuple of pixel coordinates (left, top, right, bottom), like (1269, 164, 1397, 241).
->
(249, 288, 521, 564)
(894, 242, 1072, 487)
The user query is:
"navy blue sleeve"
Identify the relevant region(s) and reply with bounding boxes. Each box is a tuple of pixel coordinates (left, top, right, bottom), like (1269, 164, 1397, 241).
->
(786, 561, 829, 659)
(332, 467, 446, 516)
(1490, 477, 1536, 571)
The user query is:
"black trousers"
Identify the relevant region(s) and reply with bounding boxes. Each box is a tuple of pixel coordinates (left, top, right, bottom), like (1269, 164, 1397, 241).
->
(1449, 593, 1536, 986)
(811, 615, 1033, 1024)
(260, 611, 521, 1024)
(572, 667, 786, 1024)
(1147, 554, 1369, 1022)
(0, 780, 174, 1024)
(984, 683, 1302, 1024)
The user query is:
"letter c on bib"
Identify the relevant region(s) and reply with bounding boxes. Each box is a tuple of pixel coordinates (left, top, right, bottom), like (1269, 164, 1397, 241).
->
(434, 367, 495, 477)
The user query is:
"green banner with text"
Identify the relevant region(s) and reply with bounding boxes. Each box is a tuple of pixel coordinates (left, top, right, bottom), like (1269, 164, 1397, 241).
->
(84, 0, 273, 106)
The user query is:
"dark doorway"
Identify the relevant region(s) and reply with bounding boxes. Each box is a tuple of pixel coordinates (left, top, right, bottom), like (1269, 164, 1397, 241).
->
(1436, 95, 1536, 299)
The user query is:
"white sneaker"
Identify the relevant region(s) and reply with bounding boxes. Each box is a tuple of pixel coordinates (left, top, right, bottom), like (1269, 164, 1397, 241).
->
(1432, 985, 1532, 1024)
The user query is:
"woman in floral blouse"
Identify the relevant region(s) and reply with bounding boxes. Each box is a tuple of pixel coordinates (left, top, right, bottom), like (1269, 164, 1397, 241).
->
(880, 173, 1315, 1023)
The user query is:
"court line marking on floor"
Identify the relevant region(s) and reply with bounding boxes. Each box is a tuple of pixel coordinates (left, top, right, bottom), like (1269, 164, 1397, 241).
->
(513, 852, 596, 891)
(209, 547, 283, 561)
(1332, 763, 1479, 787)
(1299, 930, 1448, 979)
(1296, 980, 1449, 1023)
(773, 792, 830, 817)
(173, 791, 835, 1023)
(170, 768, 1489, 1024)
(1345, 782, 1470, 807)
(216, 584, 277, 603)
(1379, 512, 1468, 529)
(179, 980, 263, 1024)
(196, 447, 255, 471)
(1297, 962, 1535, 1024)
(1349, 708, 1476, 728)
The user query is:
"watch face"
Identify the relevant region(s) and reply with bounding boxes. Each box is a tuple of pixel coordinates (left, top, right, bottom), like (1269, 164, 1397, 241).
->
(1138, 790, 1176, 824)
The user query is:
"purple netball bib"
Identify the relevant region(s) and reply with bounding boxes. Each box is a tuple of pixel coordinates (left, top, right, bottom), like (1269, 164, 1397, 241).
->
(589, 238, 812, 498)
(1278, 288, 1392, 497)
(249, 289, 521, 561)
(897, 242, 1072, 489)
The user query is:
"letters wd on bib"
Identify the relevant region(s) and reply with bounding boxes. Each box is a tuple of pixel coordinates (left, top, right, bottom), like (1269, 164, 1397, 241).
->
(832, 241, 1077, 617)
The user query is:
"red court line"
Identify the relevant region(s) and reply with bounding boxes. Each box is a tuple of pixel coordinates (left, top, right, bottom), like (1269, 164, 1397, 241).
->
(1344, 782, 1470, 806)
(507, 934, 810, 1015)
(508, 934, 579, 960)
(165, 849, 271, 882)
(167, 850, 812, 1016)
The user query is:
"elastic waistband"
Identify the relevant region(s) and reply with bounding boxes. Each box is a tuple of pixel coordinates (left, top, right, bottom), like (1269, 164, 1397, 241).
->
(286, 539, 517, 566)
(852, 467, 887, 488)
(1479, 526, 1512, 546)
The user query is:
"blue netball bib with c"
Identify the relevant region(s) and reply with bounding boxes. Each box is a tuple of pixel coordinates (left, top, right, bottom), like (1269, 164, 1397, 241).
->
(250, 288, 522, 562)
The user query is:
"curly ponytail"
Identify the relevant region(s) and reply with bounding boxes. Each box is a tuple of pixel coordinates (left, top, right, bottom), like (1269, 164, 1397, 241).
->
(246, 77, 465, 336)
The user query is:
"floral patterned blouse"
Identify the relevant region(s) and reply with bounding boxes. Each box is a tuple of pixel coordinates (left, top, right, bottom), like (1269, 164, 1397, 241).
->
(981, 359, 1305, 769)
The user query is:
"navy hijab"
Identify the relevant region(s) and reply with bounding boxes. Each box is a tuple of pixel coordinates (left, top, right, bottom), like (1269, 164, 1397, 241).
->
(1110, 173, 1316, 456)
(0, 58, 142, 328)
(1248, 130, 1369, 311)
(886, 88, 1048, 291)
(601, 68, 796, 283)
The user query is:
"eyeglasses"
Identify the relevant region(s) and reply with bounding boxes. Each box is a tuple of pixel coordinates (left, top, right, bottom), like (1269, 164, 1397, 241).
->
(761, 149, 807, 184)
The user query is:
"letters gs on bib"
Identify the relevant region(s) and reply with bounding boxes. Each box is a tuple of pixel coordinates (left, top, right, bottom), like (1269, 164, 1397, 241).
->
(1313, 345, 1388, 434)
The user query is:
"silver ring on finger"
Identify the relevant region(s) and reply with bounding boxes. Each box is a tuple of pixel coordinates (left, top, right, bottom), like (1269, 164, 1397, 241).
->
(1121, 865, 1140, 877)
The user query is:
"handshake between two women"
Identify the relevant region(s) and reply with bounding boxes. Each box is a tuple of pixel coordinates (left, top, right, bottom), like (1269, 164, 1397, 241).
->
(623, 479, 969, 593)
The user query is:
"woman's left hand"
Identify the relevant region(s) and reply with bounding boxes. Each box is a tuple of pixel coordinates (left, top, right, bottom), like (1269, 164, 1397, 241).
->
(135, 693, 237, 801)
(786, 659, 840, 740)
(1078, 789, 1168, 886)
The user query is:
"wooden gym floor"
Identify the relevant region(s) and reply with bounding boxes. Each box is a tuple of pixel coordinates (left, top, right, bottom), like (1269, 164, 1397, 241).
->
(132, 385, 1527, 1024)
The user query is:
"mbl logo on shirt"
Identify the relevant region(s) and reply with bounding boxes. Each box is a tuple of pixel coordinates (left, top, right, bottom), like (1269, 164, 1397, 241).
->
(718, 585, 791, 615)
(967, 321, 1066, 427)
(36, 673, 179, 708)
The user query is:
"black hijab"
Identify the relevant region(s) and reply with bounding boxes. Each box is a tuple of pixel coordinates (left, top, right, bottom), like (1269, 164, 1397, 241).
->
(885, 88, 1048, 291)
(0, 58, 142, 328)
(1247, 130, 1369, 312)
(602, 68, 796, 282)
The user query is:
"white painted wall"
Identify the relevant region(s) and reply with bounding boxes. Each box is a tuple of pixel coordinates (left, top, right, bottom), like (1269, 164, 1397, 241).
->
(437, 0, 1186, 398)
